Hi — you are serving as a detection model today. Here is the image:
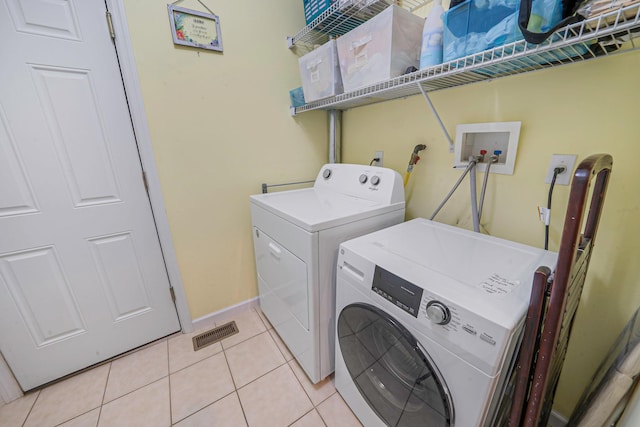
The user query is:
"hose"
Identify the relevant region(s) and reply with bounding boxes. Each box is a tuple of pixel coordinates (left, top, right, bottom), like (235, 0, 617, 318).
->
(430, 159, 476, 220)
(404, 144, 427, 187)
(477, 154, 498, 222)
(470, 158, 480, 233)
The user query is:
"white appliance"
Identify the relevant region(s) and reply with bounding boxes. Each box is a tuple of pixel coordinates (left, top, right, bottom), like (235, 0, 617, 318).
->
(334, 218, 558, 426)
(250, 163, 405, 384)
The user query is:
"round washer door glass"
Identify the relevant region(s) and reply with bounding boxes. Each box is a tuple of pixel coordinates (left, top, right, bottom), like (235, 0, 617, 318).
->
(338, 303, 453, 426)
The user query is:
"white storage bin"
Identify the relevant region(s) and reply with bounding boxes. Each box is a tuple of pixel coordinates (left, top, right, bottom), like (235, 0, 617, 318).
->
(336, 5, 424, 93)
(298, 40, 343, 103)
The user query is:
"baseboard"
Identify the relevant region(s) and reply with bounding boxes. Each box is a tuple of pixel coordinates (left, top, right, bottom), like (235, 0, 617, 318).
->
(191, 297, 259, 331)
(548, 410, 568, 427)
(0, 352, 22, 405)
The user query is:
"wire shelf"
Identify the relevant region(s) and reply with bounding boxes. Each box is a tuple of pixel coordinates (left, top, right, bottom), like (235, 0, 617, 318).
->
(291, 3, 640, 115)
(288, 0, 430, 51)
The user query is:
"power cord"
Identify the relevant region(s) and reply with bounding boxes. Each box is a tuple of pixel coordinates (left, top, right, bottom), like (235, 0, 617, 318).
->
(544, 166, 566, 250)
(369, 157, 380, 166)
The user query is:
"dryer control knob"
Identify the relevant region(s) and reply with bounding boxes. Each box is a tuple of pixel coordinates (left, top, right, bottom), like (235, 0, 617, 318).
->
(370, 175, 380, 186)
(359, 174, 368, 184)
(322, 169, 332, 179)
(426, 301, 451, 325)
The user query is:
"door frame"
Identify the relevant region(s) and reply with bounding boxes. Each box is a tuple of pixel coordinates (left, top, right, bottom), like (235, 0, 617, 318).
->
(0, 0, 192, 401)
(106, 0, 193, 334)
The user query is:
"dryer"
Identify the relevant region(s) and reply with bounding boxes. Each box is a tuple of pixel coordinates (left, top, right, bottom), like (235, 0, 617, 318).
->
(250, 163, 405, 384)
(334, 218, 557, 426)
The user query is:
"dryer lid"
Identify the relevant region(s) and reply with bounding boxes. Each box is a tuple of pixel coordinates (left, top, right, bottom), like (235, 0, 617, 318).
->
(250, 188, 403, 232)
(249, 164, 405, 232)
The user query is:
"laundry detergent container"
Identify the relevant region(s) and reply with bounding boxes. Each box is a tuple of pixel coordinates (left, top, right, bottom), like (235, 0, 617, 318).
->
(336, 5, 424, 92)
(298, 39, 343, 102)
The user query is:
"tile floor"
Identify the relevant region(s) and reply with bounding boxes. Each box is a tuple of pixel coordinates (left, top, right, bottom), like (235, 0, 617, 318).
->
(0, 307, 363, 427)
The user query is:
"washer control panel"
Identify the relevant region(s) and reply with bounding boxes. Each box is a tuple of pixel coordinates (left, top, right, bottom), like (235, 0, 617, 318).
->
(371, 266, 422, 318)
(418, 289, 512, 376)
(368, 264, 513, 376)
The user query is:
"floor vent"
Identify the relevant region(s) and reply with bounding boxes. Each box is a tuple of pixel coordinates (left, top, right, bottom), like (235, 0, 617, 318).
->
(192, 321, 239, 351)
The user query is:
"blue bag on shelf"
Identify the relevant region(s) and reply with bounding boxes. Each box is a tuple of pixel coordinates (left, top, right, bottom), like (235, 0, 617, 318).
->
(443, 0, 564, 62)
(519, 0, 587, 44)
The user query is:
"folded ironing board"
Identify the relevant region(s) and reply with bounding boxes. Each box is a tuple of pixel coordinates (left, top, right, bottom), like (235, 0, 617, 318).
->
(500, 154, 613, 427)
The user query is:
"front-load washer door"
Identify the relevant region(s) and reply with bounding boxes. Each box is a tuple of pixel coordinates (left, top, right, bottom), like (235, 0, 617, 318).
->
(338, 303, 454, 426)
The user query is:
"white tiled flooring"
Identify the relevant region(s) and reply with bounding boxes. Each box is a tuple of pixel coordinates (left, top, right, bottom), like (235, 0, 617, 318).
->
(0, 308, 363, 427)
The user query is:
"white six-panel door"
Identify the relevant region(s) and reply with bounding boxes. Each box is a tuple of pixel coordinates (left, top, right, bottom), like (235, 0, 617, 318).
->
(0, 0, 181, 389)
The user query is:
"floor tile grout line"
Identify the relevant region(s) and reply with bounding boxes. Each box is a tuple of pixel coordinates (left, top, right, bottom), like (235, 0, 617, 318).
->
(223, 334, 288, 390)
(168, 347, 223, 376)
(266, 327, 291, 362)
(255, 309, 341, 420)
(51, 405, 100, 427)
(220, 327, 267, 352)
(20, 389, 40, 427)
(286, 359, 319, 409)
(167, 339, 173, 427)
(93, 375, 169, 422)
(101, 362, 112, 406)
(95, 362, 112, 427)
(314, 389, 338, 409)
(101, 357, 171, 406)
(234, 360, 292, 393)
(235, 363, 304, 427)
(254, 307, 273, 330)
(221, 345, 239, 392)
(168, 389, 239, 426)
(284, 356, 338, 408)
(287, 408, 327, 427)
(48, 361, 111, 427)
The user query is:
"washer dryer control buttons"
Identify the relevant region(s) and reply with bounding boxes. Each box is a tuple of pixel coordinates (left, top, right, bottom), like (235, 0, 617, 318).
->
(480, 333, 496, 346)
(370, 175, 380, 186)
(359, 174, 368, 184)
(426, 301, 451, 325)
(322, 169, 332, 179)
(462, 325, 477, 335)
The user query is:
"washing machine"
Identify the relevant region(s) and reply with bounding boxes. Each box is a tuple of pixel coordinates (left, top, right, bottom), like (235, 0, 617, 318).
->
(334, 218, 558, 426)
(250, 163, 405, 384)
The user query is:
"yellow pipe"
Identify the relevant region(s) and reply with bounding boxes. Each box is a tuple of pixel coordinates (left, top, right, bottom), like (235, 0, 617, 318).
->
(404, 171, 411, 187)
(404, 144, 427, 188)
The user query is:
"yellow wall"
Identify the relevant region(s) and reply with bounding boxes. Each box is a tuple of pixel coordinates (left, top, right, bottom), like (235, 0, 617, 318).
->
(342, 52, 640, 417)
(123, 0, 640, 419)
(122, 0, 327, 318)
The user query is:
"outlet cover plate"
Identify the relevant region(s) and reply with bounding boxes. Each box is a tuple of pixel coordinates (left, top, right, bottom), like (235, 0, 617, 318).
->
(545, 154, 577, 185)
(373, 150, 383, 167)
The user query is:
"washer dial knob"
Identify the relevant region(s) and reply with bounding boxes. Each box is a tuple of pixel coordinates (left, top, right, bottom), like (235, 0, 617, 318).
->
(426, 301, 451, 325)
(359, 174, 368, 184)
(370, 175, 380, 186)
(322, 169, 332, 179)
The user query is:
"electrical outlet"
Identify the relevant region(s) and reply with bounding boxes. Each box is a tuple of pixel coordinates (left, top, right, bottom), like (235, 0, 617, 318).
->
(373, 150, 383, 167)
(545, 154, 577, 185)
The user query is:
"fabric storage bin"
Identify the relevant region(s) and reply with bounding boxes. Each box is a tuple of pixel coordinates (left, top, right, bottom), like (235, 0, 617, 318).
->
(336, 5, 424, 92)
(443, 0, 563, 62)
(298, 39, 343, 102)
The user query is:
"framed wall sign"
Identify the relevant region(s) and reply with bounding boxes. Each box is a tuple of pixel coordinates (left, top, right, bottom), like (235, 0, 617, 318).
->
(167, 4, 223, 52)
